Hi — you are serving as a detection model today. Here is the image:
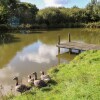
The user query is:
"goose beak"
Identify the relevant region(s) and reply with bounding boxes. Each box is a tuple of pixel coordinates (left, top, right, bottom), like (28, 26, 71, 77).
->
(13, 77, 18, 80)
(13, 78, 16, 80)
(32, 72, 36, 74)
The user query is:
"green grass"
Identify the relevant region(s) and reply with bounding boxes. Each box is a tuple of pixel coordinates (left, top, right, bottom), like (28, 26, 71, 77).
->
(8, 50, 100, 100)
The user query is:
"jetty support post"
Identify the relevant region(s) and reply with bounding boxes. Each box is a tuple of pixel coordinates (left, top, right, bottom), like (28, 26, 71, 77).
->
(68, 33, 72, 54)
(58, 35, 60, 54)
(78, 49, 81, 54)
(68, 33, 71, 42)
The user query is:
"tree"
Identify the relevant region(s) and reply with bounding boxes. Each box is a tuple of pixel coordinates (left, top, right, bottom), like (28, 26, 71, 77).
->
(36, 7, 64, 25)
(91, 0, 97, 5)
(0, 0, 20, 22)
(0, 3, 8, 24)
(0, 0, 20, 9)
(86, 0, 100, 22)
(17, 2, 38, 24)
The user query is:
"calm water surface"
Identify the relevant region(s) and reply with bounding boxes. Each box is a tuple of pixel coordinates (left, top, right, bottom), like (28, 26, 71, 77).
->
(0, 28, 100, 94)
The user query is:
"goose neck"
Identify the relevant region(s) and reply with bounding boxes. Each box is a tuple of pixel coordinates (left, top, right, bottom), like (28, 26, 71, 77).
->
(34, 73, 37, 80)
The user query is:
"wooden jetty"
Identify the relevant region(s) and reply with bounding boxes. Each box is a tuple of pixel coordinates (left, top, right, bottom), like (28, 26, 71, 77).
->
(56, 33, 100, 54)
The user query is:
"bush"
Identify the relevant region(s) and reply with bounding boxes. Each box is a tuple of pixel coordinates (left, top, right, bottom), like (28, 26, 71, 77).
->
(85, 22, 100, 28)
(0, 24, 9, 32)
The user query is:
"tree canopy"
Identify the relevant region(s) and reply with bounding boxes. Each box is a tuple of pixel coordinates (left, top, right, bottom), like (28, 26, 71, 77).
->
(0, 0, 38, 25)
(0, 0, 100, 28)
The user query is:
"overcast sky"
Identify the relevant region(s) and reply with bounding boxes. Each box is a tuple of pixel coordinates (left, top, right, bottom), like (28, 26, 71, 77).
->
(20, 0, 94, 9)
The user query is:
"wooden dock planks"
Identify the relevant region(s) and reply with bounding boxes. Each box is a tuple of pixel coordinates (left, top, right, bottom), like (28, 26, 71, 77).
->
(57, 34, 100, 54)
(56, 42, 100, 50)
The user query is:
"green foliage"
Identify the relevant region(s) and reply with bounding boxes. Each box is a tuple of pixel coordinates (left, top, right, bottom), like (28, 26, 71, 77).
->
(0, 24, 9, 31)
(86, 2, 100, 22)
(85, 21, 100, 28)
(36, 7, 64, 25)
(36, 2, 100, 28)
(0, 0, 100, 29)
(17, 2, 38, 24)
(0, 3, 8, 24)
(0, 0, 38, 27)
(10, 50, 100, 100)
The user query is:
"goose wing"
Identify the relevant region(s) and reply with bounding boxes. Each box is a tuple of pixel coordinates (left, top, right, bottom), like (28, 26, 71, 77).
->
(16, 84, 30, 93)
(34, 80, 47, 87)
(41, 75, 51, 82)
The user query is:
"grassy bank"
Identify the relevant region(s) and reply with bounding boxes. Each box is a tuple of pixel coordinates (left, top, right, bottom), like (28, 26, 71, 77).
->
(6, 50, 100, 100)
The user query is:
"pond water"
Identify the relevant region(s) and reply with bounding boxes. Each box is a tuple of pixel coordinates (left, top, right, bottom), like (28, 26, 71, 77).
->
(0, 28, 100, 95)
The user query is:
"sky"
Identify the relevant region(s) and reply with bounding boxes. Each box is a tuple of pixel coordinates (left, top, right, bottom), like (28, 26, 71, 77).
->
(20, 0, 92, 9)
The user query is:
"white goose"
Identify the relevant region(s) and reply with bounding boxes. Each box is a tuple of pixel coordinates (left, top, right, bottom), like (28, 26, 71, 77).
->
(40, 71, 51, 83)
(32, 72, 47, 88)
(28, 75, 34, 86)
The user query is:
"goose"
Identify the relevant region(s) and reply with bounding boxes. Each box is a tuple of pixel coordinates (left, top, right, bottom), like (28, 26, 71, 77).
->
(28, 75, 34, 86)
(32, 72, 47, 88)
(40, 71, 51, 83)
(13, 77, 31, 94)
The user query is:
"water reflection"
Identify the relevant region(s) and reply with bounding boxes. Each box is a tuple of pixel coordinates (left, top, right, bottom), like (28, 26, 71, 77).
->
(0, 33, 20, 45)
(0, 40, 73, 95)
(9, 41, 57, 74)
(19, 41, 56, 63)
(0, 28, 99, 95)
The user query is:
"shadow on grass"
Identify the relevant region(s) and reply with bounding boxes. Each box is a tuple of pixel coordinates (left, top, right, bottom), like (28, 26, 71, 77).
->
(24, 90, 36, 95)
(40, 87, 52, 92)
(40, 80, 58, 92)
(49, 80, 58, 86)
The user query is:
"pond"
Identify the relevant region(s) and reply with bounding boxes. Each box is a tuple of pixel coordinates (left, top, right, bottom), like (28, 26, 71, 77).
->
(0, 28, 100, 95)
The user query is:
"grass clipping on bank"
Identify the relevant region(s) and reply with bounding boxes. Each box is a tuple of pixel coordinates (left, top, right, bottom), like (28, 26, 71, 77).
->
(12, 50, 100, 100)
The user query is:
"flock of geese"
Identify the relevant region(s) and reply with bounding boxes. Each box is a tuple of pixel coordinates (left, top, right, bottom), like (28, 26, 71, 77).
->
(13, 71, 51, 93)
